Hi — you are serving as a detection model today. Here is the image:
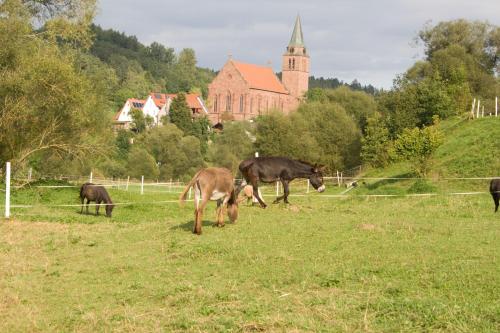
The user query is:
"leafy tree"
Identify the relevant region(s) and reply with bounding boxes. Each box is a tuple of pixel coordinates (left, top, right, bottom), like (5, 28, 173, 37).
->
(130, 108, 153, 133)
(127, 147, 159, 180)
(393, 119, 444, 177)
(0, 0, 111, 171)
(297, 102, 361, 171)
(361, 115, 391, 167)
(138, 124, 204, 180)
(208, 122, 254, 174)
(169, 93, 192, 134)
(254, 111, 321, 163)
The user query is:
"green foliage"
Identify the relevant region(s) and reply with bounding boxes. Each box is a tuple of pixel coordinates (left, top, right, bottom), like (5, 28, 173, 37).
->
(169, 93, 192, 134)
(0, 0, 112, 171)
(361, 115, 392, 167)
(298, 102, 362, 171)
(137, 124, 204, 181)
(126, 146, 159, 180)
(208, 122, 254, 174)
(130, 108, 153, 133)
(254, 111, 321, 163)
(308, 86, 378, 132)
(394, 121, 444, 177)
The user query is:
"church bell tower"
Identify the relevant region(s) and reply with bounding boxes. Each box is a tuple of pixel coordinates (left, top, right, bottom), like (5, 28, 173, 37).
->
(282, 15, 309, 99)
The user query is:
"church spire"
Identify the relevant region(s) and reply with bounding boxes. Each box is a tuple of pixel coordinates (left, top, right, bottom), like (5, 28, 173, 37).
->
(288, 15, 304, 47)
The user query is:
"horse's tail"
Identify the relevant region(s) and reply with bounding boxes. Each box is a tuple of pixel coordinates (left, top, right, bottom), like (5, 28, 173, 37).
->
(80, 183, 89, 201)
(179, 170, 203, 206)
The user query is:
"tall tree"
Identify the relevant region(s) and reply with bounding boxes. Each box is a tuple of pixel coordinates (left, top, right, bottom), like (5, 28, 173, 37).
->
(169, 93, 192, 134)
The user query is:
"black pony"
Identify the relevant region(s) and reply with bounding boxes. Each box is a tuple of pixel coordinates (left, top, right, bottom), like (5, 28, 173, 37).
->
(80, 183, 114, 217)
(239, 156, 325, 208)
(490, 179, 500, 213)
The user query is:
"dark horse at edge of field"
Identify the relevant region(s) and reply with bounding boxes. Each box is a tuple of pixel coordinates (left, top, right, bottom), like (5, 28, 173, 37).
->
(80, 183, 115, 217)
(490, 178, 500, 213)
(239, 156, 326, 208)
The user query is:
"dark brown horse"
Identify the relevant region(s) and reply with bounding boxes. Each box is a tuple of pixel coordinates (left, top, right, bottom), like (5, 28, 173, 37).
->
(239, 156, 325, 208)
(80, 183, 114, 217)
(490, 179, 500, 213)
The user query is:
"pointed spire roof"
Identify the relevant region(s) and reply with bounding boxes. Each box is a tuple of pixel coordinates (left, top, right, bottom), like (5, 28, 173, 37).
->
(288, 15, 305, 47)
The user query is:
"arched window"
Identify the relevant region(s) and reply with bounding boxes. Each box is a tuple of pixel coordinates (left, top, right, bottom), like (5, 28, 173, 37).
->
(288, 58, 292, 69)
(239, 95, 244, 113)
(292, 58, 295, 70)
(226, 93, 232, 112)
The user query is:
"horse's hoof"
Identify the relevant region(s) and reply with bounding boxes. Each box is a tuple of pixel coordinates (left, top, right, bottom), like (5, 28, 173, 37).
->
(260, 204, 267, 209)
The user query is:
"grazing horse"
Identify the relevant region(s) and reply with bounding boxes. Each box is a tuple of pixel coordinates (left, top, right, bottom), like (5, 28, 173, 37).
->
(490, 179, 500, 213)
(80, 183, 114, 217)
(179, 167, 240, 235)
(239, 156, 326, 208)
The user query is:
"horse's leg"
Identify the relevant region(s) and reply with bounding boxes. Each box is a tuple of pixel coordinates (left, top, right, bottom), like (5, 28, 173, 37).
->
(80, 196, 84, 214)
(273, 179, 287, 204)
(195, 197, 209, 235)
(247, 173, 266, 208)
(283, 180, 291, 204)
(85, 199, 90, 215)
(96, 199, 101, 215)
(216, 196, 229, 227)
(494, 193, 499, 212)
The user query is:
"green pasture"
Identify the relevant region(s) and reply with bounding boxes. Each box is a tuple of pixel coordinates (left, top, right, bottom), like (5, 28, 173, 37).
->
(1, 180, 499, 332)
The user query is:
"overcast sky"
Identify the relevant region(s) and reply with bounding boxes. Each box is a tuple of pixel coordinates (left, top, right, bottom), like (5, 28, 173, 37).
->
(94, 0, 499, 89)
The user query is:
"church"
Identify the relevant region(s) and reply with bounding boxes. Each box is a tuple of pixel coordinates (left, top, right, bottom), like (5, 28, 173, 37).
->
(207, 16, 309, 124)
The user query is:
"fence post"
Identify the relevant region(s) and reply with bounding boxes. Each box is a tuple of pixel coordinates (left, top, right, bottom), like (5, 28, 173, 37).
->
(471, 98, 476, 118)
(307, 179, 310, 193)
(89, 171, 93, 183)
(476, 99, 480, 119)
(276, 181, 279, 197)
(28, 167, 32, 182)
(336, 170, 340, 187)
(169, 178, 172, 192)
(188, 187, 192, 200)
(126, 176, 130, 191)
(141, 176, 144, 195)
(255, 152, 259, 158)
(496, 96, 498, 117)
(340, 172, 343, 186)
(5, 162, 11, 219)
(482, 105, 484, 118)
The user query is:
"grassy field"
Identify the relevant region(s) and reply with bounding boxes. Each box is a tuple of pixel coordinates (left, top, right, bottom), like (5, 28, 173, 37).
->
(1, 180, 499, 332)
(0, 117, 499, 332)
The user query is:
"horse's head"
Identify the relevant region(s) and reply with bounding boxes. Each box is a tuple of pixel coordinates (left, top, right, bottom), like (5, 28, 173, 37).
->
(105, 202, 115, 217)
(227, 202, 239, 222)
(309, 165, 326, 193)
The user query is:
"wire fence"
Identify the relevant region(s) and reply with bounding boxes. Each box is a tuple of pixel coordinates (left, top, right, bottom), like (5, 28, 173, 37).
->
(1, 165, 498, 217)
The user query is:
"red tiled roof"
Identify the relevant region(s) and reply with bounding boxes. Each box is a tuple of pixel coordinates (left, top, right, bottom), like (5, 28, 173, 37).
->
(150, 92, 204, 110)
(231, 60, 288, 94)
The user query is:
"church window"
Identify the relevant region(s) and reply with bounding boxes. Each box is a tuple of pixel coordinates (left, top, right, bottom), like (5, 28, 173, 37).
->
(226, 93, 232, 112)
(250, 97, 253, 113)
(239, 95, 244, 113)
(214, 95, 218, 113)
(288, 58, 292, 69)
(292, 58, 295, 69)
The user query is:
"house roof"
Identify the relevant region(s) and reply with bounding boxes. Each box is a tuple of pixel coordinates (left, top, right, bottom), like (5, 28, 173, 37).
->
(231, 60, 288, 94)
(128, 98, 146, 109)
(150, 92, 207, 112)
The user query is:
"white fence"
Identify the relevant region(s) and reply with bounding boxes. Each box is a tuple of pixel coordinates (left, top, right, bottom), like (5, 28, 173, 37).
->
(2, 162, 499, 218)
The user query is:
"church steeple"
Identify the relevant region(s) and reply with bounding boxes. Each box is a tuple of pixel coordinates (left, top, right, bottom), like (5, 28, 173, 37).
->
(288, 15, 304, 47)
(282, 15, 309, 99)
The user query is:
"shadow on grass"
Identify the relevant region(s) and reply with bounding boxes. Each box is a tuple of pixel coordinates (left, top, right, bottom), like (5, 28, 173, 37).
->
(171, 219, 225, 232)
(364, 172, 416, 190)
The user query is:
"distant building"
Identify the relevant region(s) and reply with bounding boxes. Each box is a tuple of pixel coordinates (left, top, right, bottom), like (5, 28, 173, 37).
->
(207, 15, 309, 124)
(114, 93, 208, 130)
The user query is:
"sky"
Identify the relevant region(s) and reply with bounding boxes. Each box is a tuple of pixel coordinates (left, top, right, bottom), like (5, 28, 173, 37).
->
(94, 0, 500, 89)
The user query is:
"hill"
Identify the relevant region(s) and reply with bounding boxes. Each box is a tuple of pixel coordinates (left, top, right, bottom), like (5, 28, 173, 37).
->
(355, 117, 500, 194)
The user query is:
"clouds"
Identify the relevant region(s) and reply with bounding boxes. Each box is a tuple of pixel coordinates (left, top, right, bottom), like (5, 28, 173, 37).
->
(94, 0, 499, 89)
